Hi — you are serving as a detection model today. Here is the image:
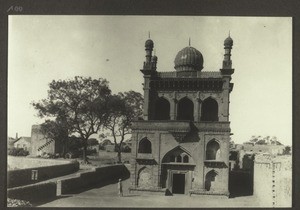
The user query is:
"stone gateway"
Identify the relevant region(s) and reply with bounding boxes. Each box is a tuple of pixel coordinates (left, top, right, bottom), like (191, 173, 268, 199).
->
(130, 35, 234, 196)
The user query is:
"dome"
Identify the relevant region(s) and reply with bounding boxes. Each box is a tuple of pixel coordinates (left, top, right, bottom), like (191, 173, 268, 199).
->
(174, 46, 203, 71)
(145, 39, 154, 49)
(224, 36, 233, 47)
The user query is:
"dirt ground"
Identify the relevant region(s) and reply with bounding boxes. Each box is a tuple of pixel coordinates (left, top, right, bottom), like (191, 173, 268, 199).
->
(39, 177, 265, 208)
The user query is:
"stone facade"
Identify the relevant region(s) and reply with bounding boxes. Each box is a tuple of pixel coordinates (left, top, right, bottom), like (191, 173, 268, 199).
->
(130, 36, 234, 196)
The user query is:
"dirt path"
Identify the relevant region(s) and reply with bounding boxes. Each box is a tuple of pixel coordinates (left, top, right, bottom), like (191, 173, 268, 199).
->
(39, 178, 264, 208)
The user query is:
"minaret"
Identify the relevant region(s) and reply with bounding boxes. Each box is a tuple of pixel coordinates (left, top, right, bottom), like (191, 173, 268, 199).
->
(220, 34, 234, 75)
(151, 49, 158, 70)
(143, 32, 154, 70)
(223, 34, 233, 69)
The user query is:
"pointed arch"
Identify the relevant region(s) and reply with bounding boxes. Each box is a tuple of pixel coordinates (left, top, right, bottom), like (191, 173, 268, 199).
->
(138, 137, 152, 154)
(137, 166, 152, 187)
(162, 146, 193, 163)
(201, 97, 218, 121)
(154, 97, 170, 120)
(205, 170, 218, 191)
(206, 139, 221, 160)
(177, 97, 194, 121)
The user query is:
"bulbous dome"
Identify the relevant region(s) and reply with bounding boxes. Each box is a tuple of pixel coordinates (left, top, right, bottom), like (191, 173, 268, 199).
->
(224, 36, 233, 47)
(174, 46, 203, 71)
(145, 39, 154, 49)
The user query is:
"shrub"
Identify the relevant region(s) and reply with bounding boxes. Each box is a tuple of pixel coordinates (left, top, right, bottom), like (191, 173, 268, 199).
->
(7, 198, 32, 207)
(8, 148, 29, 156)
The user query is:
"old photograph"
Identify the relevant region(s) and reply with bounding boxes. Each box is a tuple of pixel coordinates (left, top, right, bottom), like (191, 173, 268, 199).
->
(7, 16, 292, 207)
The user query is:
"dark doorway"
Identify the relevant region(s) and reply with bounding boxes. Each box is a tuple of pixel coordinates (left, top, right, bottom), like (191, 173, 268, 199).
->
(177, 97, 194, 121)
(201, 97, 218, 121)
(172, 174, 185, 194)
(154, 97, 170, 120)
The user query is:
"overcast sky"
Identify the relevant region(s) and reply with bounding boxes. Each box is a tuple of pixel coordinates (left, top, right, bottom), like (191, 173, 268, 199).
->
(8, 16, 292, 145)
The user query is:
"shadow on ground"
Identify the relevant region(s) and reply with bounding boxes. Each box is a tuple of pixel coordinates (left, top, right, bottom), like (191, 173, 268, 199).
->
(70, 167, 130, 195)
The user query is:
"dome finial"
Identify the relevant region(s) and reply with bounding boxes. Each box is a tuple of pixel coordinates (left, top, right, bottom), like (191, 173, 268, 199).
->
(148, 31, 151, 39)
(189, 37, 191, 46)
(229, 30, 231, 37)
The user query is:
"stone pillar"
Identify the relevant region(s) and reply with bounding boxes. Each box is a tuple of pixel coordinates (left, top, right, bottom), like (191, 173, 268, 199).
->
(220, 77, 230, 121)
(143, 76, 151, 120)
(170, 98, 176, 120)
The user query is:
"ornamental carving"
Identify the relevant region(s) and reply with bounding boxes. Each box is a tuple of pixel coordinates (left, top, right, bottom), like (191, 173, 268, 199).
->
(170, 131, 188, 143)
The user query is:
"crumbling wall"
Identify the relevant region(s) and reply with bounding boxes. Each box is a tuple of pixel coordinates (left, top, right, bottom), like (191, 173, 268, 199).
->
(254, 154, 291, 207)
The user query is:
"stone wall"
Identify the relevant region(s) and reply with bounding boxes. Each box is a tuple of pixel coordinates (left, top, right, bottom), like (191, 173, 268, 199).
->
(8, 158, 79, 188)
(254, 154, 292, 207)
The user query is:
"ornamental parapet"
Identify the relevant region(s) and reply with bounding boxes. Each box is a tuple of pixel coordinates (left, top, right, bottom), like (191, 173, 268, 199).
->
(132, 120, 191, 132)
(132, 121, 230, 133)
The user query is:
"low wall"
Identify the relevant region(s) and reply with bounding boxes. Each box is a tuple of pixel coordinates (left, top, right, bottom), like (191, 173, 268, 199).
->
(58, 164, 129, 194)
(8, 160, 79, 188)
(8, 156, 72, 170)
(7, 164, 129, 204)
(7, 182, 57, 203)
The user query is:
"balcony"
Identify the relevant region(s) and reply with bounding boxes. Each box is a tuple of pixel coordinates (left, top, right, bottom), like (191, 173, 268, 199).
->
(132, 120, 230, 133)
(204, 160, 228, 168)
(136, 153, 156, 165)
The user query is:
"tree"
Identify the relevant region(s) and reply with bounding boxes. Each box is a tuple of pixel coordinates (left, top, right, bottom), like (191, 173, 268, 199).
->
(104, 91, 143, 163)
(32, 76, 111, 163)
(39, 118, 69, 157)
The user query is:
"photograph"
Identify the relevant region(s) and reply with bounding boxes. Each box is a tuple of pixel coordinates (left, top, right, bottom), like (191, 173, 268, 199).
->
(6, 15, 292, 208)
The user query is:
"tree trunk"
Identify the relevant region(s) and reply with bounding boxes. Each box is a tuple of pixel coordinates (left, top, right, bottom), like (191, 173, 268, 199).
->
(82, 141, 88, 163)
(117, 145, 122, 163)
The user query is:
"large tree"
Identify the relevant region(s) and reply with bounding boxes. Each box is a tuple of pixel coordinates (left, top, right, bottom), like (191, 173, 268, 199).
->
(104, 91, 143, 163)
(32, 76, 111, 163)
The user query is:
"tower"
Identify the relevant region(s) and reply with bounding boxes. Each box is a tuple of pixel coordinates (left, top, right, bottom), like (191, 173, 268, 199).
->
(130, 35, 234, 196)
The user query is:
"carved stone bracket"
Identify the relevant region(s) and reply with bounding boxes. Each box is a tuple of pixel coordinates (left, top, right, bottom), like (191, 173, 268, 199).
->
(170, 131, 188, 143)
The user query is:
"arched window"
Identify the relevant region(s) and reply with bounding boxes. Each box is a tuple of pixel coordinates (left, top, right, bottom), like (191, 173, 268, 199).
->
(138, 138, 152, 154)
(176, 155, 182, 162)
(201, 97, 218, 121)
(205, 170, 218, 191)
(183, 155, 189, 163)
(177, 97, 194, 121)
(206, 140, 220, 160)
(154, 97, 170, 120)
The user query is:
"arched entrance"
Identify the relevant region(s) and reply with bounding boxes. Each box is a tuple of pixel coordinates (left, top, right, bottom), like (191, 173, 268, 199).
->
(177, 97, 194, 121)
(205, 170, 218, 191)
(154, 97, 170, 120)
(161, 146, 195, 195)
(201, 97, 218, 121)
(206, 140, 221, 160)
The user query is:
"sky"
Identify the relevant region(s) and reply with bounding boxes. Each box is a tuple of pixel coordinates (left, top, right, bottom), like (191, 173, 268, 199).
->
(8, 16, 292, 145)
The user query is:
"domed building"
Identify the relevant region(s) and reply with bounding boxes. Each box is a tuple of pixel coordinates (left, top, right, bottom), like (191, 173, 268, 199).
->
(129, 35, 234, 197)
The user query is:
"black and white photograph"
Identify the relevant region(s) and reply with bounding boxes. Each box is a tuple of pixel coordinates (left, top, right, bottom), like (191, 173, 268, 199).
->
(6, 15, 292, 208)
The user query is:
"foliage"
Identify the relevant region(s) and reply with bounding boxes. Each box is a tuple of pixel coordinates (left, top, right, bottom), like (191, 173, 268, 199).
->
(87, 138, 99, 146)
(7, 198, 32, 207)
(8, 148, 29, 156)
(104, 91, 143, 162)
(247, 135, 283, 145)
(32, 76, 112, 163)
(282, 146, 291, 155)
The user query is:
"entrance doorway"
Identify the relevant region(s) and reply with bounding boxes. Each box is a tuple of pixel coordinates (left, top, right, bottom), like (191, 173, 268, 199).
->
(172, 174, 185, 194)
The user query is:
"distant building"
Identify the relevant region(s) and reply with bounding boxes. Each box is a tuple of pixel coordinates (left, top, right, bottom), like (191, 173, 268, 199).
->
(30, 125, 63, 156)
(242, 143, 285, 155)
(105, 144, 115, 152)
(13, 137, 31, 151)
